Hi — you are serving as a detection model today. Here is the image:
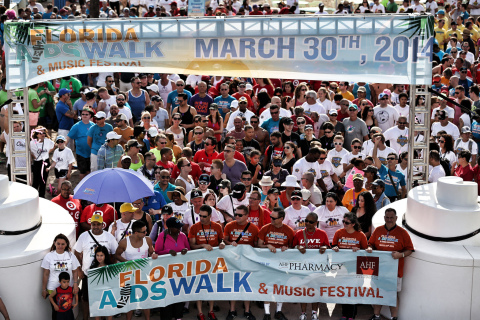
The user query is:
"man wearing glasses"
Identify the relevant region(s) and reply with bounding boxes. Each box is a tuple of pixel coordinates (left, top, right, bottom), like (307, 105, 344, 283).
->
(384, 116, 409, 154)
(458, 67, 474, 96)
(126, 76, 151, 122)
(193, 136, 219, 174)
(232, 82, 254, 110)
(342, 103, 369, 150)
(368, 133, 396, 165)
(250, 115, 270, 153)
(258, 207, 294, 320)
(431, 110, 461, 140)
(338, 81, 354, 101)
(113, 93, 134, 127)
(190, 81, 214, 116)
(167, 79, 192, 114)
(113, 113, 133, 147)
(226, 97, 255, 131)
(373, 92, 400, 132)
(68, 106, 94, 180)
(214, 83, 236, 118)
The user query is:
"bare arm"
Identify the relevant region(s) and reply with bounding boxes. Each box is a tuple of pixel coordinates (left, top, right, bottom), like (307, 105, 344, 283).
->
(115, 239, 128, 262)
(87, 136, 93, 148)
(372, 137, 382, 169)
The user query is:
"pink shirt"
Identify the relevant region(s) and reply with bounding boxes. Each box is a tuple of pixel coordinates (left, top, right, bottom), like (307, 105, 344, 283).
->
(154, 231, 190, 255)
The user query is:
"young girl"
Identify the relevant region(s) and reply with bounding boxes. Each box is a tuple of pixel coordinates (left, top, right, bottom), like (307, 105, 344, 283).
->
(30, 127, 55, 198)
(91, 246, 113, 320)
(46, 136, 75, 196)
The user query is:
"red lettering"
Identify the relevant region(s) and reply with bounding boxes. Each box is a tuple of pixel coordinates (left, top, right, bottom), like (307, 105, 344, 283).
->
(337, 286, 345, 297)
(285, 286, 293, 296)
(376, 288, 384, 298)
(294, 287, 302, 296)
(328, 286, 335, 297)
(320, 287, 327, 296)
(358, 287, 367, 297)
(346, 287, 353, 297)
(273, 284, 284, 295)
(366, 287, 375, 297)
(307, 288, 315, 297)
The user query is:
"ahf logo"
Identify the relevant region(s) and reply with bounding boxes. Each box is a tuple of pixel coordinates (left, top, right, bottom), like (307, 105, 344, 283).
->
(356, 256, 379, 276)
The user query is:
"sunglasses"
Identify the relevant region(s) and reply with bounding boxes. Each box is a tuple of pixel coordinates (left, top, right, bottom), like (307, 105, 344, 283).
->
(291, 197, 301, 201)
(325, 131, 332, 134)
(342, 220, 352, 225)
(271, 111, 279, 115)
(116, 98, 125, 101)
(438, 140, 445, 143)
(176, 83, 185, 86)
(455, 92, 460, 94)
(250, 121, 258, 124)
(143, 116, 151, 119)
(224, 149, 233, 153)
(398, 122, 407, 125)
(183, 163, 191, 167)
(297, 121, 305, 125)
(319, 157, 326, 160)
(239, 102, 247, 105)
(81, 113, 90, 116)
(173, 118, 181, 120)
(284, 146, 291, 149)
(334, 142, 343, 145)
(199, 181, 209, 185)
(387, 157, 397, 160)
(161, 175, 170, 178)
(353, 146, 362, 149)
(107, 81, 114, 83)
(235, 213, 246, 217)
(199, 214, 209, 218)
(194, 131, 203, 135)
(177, 100, 184, 103)
(273, 162, 282, 167)
(241, 177, 252, 181)
(270, 216, 282, 220)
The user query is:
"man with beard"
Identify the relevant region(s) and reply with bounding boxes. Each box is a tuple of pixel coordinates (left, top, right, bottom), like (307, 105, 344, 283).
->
(115, 93, 134, 127)
(59, 75, 82, 104)
(51, 181, 82, 238)
(106, 104, 120, 127)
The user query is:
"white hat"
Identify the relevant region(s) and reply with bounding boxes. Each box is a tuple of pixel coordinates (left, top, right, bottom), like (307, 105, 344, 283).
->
(281, 175, 301, 188)
(300, 189, 311, 200)
(95, 111, 107, 119)
(246, 83, 253, 91)
(146, 84, 159, 93)
(116, 113, 128, 121)
(259, 176, 274, 186)
(148, 127, 159, 137)
(230, 100, 239, 110)
(106, 131, 122, 140)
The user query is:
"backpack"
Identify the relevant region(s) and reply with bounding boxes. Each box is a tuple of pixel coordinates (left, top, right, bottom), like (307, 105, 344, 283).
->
(440, 157, 451, 176)
(454, 138, 473, 155)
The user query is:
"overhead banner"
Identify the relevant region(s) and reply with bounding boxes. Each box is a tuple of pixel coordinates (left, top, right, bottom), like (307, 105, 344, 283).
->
(4, 15, 433, 89)
(87, 246, 399, 317)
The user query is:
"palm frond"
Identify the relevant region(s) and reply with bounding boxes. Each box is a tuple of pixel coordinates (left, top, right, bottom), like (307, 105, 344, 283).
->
(88, 258, 151, 285)
(399, 15, 434, 44)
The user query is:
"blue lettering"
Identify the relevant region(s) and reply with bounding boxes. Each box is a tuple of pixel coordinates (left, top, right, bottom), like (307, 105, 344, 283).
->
(169, 276, 197, 295)
(239, 38, 256, 58)
(374, 36, 391, 62)
(216, 273, 232, 293)
(234, 272, 252, 293)
(195, 39, 218, 58)
(62, 43, 81, 57)
(151, 281, 167, 300)
(129, 42, 144, 58)
(304, 37, 319, 60)
(259, 38, 275, 59)
(220, 39, 237, 58)
(130, 285, 149, 303)
(81, 42, 108, 59)
(99, 290, 117, 309)
(340, 36, 348, 49)
(146, 41, 164, 58)
(277, 37, 295, 59)
(349, 36, 360, 49)
(195, 274, 214, 293)
(109, 42, 127, 58)
(321, 37, 337, 61)
(44, 44, 61, 58)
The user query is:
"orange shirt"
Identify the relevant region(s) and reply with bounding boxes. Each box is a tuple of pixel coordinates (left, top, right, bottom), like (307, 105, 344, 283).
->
(332, 229, 368, 250)
(341, 188, 367, 211)
(188, 221, 224, 247)
(258, 223, 295, 248)
(224, 221, 259, 246)
(114, 127, 134, 148)
(368, 225, 414, 278)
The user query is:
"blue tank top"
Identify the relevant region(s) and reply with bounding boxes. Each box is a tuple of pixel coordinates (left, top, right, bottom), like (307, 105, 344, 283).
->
(128, 90, 146, 120)
(352, 83, 371, 101)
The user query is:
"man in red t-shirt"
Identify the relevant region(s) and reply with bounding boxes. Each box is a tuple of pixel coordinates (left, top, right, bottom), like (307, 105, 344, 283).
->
(248, 190, 272, 228)
(156, 147, 176, 177)
(258, 207, 294, 320)
(216, 136, 247, 164)
(232, 82, 254, 111)
(171, 147, 202, 182)
(51, 181, 82, 238)
(80, 203, 116, 231)
(193, 136, 219, 174)
(453, 150, 474, 181)
(367, 208, 414, 320)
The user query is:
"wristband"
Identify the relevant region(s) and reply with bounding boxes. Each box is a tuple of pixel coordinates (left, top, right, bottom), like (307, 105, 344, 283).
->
(402, 252, 405, 258)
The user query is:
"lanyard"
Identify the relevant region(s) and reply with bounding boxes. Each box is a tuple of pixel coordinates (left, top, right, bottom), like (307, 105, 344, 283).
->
(201, 223, 211, 244)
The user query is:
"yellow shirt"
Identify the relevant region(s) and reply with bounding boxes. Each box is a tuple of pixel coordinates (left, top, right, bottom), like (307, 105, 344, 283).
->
(468, 28, 479, 42)
(435, 27, 447, 45)
(341, 91, 355, 101)
(446, 28, 462, 41)
(342, 188, 367, 211)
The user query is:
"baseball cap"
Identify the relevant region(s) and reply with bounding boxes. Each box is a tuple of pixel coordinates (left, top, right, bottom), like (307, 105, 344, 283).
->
(437, 9, 445, 15)
(450, 21, 457, 25)
(291, 190, 302, 199)
(162, 205, 173, 215)
(352, 173, 364, 181)
(95, 111, 106, 119)
(199, 174, 210, 184)
(139, 73, 147, 78)
(239, 96, 248, 103)
(357, 86, 366, 93)
(283, 118, 294, 125)
(218, 180, 231, 189)
(58, 88, 71, 97)
(348, 104, 358, 110)
(272, 158, 283, 166)
(166, 216, 183, 229)
(115, 113, 128, 121)
(437, 110, 447, 120)
(372, 179, 385, 188)
(148, 127, 159, 137)
(246, 83, 253, 91)
(253, 4, 258, 8)
(305, 124, 314, 130)
(106, 131, 122, 140)
(209, 103, 218, 110)
(378, 93, 388, 99)
(56, 135, 66, 142)
(191, 188, 203, 199)
(433, 75, 441, 81)
(151, 95, 163, 102)
(462, 126, 471, 133)
(460, 67, 468, 71)
(232, 182, 246, 199)
(318, 2, 324, 6)
(120, 203, 136, 213)
(91, 214, 103, 224)
(329, 109, 338, 115)
(121, 155, 131, 161)
(300, 189, 311, 200)
(146, 84, 159, 93)
(127, 139, 141, 149)
(149, 4, 154, 7)
(267, 188, 280, 195)
(230, 100, 239, 110)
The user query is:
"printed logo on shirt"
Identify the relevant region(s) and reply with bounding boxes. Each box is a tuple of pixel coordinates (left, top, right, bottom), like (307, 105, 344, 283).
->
(66, 201, 77, 211)
(320, 170, 329, 178)
(346, 125, 355, 133)
(54, 261, 69, 271)
(294, 217, 306, 228)
(57, 292, 73, 311)
(331, 157, 342, 168)
(324, 218, 340, 227)
(356, 256, 379, 276)
(173, 211, 185, 221)
(397, 135, 408, 147)
(16, 140, 26, 147)
(379, 157, 387, 165)
(307, 168, 317, 176)
(376, 110, 389, 124)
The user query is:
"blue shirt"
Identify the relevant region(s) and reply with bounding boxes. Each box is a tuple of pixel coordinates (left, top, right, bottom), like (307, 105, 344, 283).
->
(143, 191, 167, 220)
(42, 12, 53, 19)
(166, 90, 192, 114)
(378, 164, 406, 197)
(154, 182, 176, 204)
(87, 123, 113, 155)
(214, 95, 236, 118)
(68, 121, 94, 158)
(261, 118, 281, 134)
(55, 101, 74, 130)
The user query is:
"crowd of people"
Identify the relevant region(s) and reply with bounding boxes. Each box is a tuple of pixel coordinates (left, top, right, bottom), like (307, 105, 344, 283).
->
(5, 1, 480, 320)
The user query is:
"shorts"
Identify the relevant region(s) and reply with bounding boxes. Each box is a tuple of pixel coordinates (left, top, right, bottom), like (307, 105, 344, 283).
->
(56, 308, 74, 320)
(90, 153, 98, 172)
(76, 154, 90, 174)
(55, 169, 68, 179)
(397, 277, 402, 292)
(81, 276, 89, 301)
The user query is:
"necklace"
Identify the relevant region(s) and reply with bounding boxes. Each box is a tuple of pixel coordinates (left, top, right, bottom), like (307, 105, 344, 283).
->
(305, 228, 316, 236)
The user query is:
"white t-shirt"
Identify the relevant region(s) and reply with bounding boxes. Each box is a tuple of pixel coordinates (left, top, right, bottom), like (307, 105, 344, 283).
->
(431, 121, 460, 140)
(327, 148, 348, 176)
(284, 205, 311, 231)
(108, 219, 136, 243)
(52, 147, 75, 170)
(362, 140, 375, 157)
(115, 107, 133, 121)
(259, 108, 292, 125)
(100, 95, 117, 116)
(154, 108, 169, 130)
(410, 3, 425, 12)
(469, 0, 480, 15)
(341, 152, 366, 178)
(27, 3, 45, 12)
(440, 150, 457, 165)
(41, 251, 80, 290)
(373, 105, 400, 133)
(318, 159, 335, 191)
(169, 202, 190, 221)
(74, 231, 118, 273)
(393, 105, 410, 121)
(368, 146, 396, 165)
(314, 205, 349, 243)
(371, 4, 385, 13)
(301, 101, 326, 117)
(2, 131, 26, 167)
(359, 6, 370, 13)
(30, 138, 55, 161)
(425, 1, 438, 14)
(216, 195, 249, 219)
(185, 75, 202, 87)
(292, 157, 322, 185)
(182, 205, 223, 227)
(383, 126, 409, 154)
(317, 99, 334, 112)
(226, 109, 255, 131)
(455, 139, 478, 156)
(429, 164, 446, 183)
(158, 0, 173, 11)
(460, 113, 471, 129)
(431, 106, 455, 120)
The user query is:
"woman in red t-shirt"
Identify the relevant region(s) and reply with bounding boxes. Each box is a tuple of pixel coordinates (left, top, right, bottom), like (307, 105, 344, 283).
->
(453, 150, 475, 181)
(293, 212, 329, 320)
(332, 212, 368, 320)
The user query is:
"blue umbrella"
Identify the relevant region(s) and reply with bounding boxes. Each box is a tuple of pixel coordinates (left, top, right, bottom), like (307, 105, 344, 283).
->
(73, 168, 154, 204)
